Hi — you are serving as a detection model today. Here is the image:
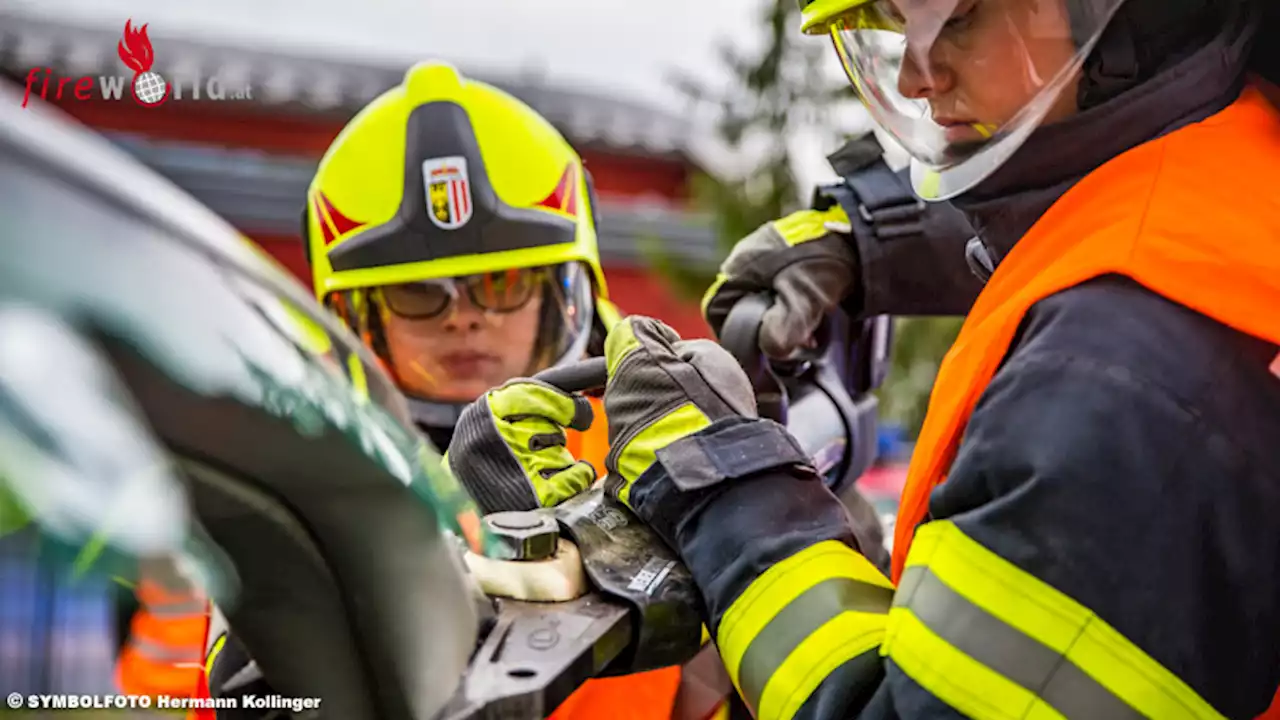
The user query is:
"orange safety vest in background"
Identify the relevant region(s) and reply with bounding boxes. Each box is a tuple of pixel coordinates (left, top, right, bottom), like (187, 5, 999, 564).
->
(890, 83, 1280, 717)
(115, 570, 209, 701)
(565, 394, 610, 477)
(188, 620, 217, 720)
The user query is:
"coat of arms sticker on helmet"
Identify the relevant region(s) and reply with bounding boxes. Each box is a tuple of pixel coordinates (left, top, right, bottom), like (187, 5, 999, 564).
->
(422, 156, 473, 230)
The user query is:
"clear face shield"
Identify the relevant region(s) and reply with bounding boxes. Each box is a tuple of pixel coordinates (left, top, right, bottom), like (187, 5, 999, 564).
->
(828, 0, 1125, 199)
(328, 262, 594, 410)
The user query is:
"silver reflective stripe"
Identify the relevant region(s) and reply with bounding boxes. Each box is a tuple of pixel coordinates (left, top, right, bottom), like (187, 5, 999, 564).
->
(126, 637, 203, 664)
(146, 600, 208, 616)
(895, 566, 1145, 720)
(738, 577, 894, 710)
(224, 660, 265, 692)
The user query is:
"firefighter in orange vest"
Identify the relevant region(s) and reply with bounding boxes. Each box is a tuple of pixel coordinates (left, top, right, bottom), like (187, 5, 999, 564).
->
(199, 60, 731, 720)
(452, 0, 1280, 717)
(115, 555, 208, 703)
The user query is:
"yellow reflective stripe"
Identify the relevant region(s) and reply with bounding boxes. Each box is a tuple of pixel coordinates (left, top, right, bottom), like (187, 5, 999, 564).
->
(205, 633, 227, 677)
(762, 616, 882, 720)
(884, 602, 1065, 720)
(771, 206, 850, 247)
(894, 564, 1144, 719)
(701, 274, 729, 317)
(717, 541, 894, 720)
(886, 521, 1224, 720)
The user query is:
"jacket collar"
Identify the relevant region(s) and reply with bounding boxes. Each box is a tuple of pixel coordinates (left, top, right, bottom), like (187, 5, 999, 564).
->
(952, 19, 1258, 268)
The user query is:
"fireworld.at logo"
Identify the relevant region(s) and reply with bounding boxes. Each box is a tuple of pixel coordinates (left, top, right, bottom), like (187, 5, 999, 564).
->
(20, 19, 253, 108)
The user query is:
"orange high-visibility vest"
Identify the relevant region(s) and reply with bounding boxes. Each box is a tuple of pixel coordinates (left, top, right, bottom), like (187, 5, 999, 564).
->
(890, 83, 1280, 717)
(186, 618, 217, 720)
(115, 573, 209, 701)
(565, 395, 610, 478)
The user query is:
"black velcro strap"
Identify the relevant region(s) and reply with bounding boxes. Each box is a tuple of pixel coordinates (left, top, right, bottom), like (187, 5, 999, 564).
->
(656, 419, 813, 491)
(825, 133, 885, 178)
(844, 162, 926, 240)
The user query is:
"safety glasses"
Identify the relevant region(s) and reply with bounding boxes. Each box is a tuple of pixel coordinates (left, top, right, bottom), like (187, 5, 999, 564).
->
(379, 267, 547, 320)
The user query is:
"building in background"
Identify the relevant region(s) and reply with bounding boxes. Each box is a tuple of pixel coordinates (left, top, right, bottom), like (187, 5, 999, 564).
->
(0, 13, 723, 338)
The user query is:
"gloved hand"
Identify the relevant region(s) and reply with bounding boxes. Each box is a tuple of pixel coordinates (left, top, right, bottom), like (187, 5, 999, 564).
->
(602, 317, 814, 542)
(447, 379, 598, 514)
(701, 205, 858, 359)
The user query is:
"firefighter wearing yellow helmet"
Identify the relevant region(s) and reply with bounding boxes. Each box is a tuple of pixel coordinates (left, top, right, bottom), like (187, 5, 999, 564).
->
(305, 61, 614, 457)
(297, 61, 730, 720)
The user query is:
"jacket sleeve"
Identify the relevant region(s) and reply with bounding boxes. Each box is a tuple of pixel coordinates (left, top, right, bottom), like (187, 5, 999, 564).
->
(647, 314, 1280, 720)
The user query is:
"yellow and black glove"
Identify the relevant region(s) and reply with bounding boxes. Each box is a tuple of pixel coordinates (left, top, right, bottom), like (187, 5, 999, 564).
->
(601, 316, 816, 545)
(447, 379, 598, 514)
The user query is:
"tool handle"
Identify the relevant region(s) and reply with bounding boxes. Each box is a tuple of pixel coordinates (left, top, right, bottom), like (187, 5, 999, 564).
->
(716, 293, 787, 424)
(533, 356, 607, 393)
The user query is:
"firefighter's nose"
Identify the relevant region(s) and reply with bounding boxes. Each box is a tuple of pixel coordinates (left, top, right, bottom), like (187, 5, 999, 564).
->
(441, 293, 484, 331)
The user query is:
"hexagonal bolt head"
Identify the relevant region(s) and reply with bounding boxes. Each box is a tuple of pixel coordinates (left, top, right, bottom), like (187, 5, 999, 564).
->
(483, 510, 560, 561)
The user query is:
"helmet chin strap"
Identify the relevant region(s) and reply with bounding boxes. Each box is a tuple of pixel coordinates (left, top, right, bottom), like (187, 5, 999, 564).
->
(407, 397, 468, 429)
(406, 397, 464, 453)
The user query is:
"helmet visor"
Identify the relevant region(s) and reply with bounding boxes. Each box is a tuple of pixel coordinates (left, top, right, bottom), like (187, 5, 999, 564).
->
(329, 262, 594, 405)
(830, 0, 1124, 199)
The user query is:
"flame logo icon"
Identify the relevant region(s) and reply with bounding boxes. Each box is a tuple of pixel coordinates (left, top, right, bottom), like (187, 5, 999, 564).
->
(116, 20, 154, 73)
(117, 20, 168, 107)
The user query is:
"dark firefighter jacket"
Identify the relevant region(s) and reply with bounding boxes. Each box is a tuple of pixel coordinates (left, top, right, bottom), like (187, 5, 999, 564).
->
(630, 16, 1280, 720)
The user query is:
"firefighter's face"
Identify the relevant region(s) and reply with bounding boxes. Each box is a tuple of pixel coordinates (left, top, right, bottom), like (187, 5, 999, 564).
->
(890, 0, 1080, 142)
(382, 288, 543, 403)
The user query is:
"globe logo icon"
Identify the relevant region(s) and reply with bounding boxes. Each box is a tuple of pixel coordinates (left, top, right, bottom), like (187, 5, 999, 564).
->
(118, 20, 168, 108)
(133, 71, 168, 105)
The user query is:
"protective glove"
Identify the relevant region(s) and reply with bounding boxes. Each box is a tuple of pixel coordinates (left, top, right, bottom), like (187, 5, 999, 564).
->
(701, 205, 858, 359)
(602, 316, 815, 543)
(447, 379, 598, 514)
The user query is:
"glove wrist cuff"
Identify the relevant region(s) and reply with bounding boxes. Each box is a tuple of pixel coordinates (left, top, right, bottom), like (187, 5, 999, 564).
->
(628, 418, 818, 548)
(656, 417, 813, 491)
